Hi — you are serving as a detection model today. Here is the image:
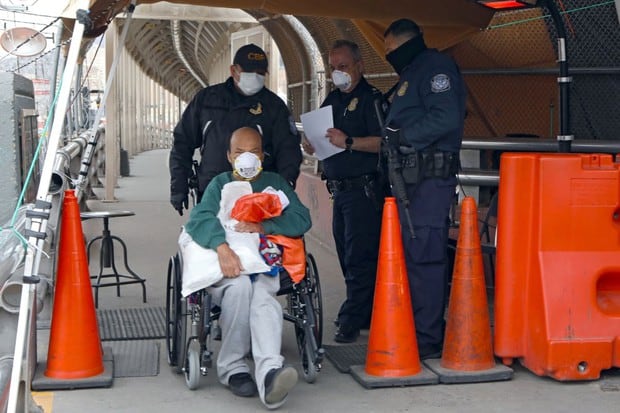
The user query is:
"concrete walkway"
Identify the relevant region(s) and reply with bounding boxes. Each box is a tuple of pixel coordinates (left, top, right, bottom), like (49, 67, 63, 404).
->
(41, 149, 619, 413)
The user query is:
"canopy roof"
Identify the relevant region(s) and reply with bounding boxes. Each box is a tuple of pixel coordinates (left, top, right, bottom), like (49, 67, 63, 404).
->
(56, 1, 620, 146)
(73, 0, 494, 52)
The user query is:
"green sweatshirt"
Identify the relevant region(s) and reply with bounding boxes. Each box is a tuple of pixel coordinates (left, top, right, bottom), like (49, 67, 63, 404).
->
(185, 171, 312, 250)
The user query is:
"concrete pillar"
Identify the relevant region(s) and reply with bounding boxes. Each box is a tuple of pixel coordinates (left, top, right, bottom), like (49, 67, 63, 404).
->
(129, 56, 137, 155)
(117, 49, 124, 155)
(116, 49, 127, 155)
(136, 65, 144, 153)
(162, 87, 167, 148)
(149, 78, 155, 150)
(105, 19, 119, 201)
(166, 89, 172, 147)
(140, 72, 146, 152)
(123, 50, 130, 155)
(144, 73, 149, 151)
(145, 77, 149, 151)
(155, 84, 160, 148)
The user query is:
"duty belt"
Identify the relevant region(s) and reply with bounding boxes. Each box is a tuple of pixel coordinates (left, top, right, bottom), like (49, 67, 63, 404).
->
(326, 174, 376, 194)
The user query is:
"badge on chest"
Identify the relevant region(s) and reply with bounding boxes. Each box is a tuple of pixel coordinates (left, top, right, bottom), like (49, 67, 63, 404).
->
(249, 102, 263, 115)
(347, 97, 358, 112)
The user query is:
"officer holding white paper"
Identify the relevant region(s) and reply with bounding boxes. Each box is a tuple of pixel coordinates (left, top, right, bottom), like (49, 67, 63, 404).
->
(303, 40, 385, 343)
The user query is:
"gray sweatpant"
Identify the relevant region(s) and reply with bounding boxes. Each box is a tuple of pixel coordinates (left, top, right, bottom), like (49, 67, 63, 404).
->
(209, 273, 285, 408)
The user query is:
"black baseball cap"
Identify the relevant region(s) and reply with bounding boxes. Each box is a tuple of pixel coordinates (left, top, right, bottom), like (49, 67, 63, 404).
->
(233, 43, 269, 73)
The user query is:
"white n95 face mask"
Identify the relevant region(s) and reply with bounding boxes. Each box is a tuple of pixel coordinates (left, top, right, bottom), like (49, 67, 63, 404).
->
(237, 72, 265, 96)
(331, 70, 352, 91)
(234, 152, 262, 179)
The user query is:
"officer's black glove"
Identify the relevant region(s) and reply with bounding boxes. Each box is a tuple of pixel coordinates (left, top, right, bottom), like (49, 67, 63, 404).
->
(171, 193, 188, 216)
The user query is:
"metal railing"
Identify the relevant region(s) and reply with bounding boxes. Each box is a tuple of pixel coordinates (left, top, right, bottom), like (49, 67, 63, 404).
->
(297, 121, 620, 187)
(0, 131, 99, 412)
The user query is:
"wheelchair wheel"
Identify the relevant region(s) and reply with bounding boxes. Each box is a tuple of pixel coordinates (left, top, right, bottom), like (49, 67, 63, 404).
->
(298, 332, 318, 383)
(165, 256, 178, 366)
(165, 254, 188, 374)
(305, 253, 323, 347)
(293, 253, 323, 383)
(185, 340, 201, 390)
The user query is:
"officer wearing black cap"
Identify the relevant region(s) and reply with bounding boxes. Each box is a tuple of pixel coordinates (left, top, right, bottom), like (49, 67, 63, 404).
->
(303, 40, 385, 343)
(169, 43, 301, 215)
(383, 19, 466, 359)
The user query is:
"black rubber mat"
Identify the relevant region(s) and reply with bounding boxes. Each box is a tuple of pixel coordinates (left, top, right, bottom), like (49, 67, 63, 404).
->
(97, 307, 166, 341)
(109, 340, 160, 377)
(323, 344, 368, 373)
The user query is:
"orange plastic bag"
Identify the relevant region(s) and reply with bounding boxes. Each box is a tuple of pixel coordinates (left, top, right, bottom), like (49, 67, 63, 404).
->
(231, 192, 305, 283)
(267, 235, 306, 284)
(231, 193, 282, 223)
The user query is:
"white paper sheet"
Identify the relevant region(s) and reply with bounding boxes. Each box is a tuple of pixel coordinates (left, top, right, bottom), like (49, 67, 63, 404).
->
(300, 105, 344, 160)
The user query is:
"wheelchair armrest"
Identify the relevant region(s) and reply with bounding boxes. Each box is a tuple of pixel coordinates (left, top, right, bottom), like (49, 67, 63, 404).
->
(277, 269, 295, 296)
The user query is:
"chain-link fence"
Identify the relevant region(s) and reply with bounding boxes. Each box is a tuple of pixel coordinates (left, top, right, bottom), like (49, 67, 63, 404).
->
(452, 0, 619, 141)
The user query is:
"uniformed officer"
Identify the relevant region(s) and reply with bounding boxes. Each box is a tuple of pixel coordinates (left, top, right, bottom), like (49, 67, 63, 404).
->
(169, 43, 301, 215)
(383, 19, 466, 359)
(303, 40, 385, 343)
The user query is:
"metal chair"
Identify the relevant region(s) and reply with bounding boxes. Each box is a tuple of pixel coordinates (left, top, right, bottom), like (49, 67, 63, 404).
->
(81, 210, 147, 308)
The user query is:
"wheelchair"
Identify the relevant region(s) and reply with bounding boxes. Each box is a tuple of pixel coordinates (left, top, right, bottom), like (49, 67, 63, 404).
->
(165, 248, 324, 389)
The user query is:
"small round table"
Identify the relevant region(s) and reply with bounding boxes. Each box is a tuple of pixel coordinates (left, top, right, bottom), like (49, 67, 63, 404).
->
(81, 210, 147, 308)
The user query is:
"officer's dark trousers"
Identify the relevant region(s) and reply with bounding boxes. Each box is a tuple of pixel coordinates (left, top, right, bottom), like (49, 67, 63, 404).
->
(398, 176, 456, 350)
(332, 187, 382, 331)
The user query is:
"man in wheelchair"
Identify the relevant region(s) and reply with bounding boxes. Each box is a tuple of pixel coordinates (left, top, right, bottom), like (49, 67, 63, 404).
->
(183, 127, 312, 409)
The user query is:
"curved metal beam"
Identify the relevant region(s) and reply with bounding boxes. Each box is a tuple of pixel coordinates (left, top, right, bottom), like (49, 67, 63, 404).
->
(283, 15, 323, 110)
(171, 20, 207, 87)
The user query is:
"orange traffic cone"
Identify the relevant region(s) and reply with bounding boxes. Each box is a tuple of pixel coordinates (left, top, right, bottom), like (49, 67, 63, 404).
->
(350, 197, 437, 388)
(33, 190, 113, 388)
(424, 196, 512, 383)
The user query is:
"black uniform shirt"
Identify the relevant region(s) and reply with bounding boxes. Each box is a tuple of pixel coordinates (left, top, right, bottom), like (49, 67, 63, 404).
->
(385, 49, 466, 153)
(320, 77, 383, 180)
(170, 77, 301, 196)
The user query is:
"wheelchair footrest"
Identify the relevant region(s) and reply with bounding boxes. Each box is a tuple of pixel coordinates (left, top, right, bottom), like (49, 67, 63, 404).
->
(201, 351, 213, 369)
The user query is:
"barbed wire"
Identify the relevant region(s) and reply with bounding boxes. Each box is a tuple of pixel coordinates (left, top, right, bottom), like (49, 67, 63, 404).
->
(67, 33, 104, 111)
(1, 0, 126, 68)
(0, 3, 58, 19)
(0, 16, 51, 25)
(0, 0, 40, 9)
(8, 37, 70, 72)
(486, 0, 614, 30)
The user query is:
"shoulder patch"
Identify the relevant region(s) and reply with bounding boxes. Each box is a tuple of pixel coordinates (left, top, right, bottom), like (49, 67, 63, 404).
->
(431, 74, 451, 93)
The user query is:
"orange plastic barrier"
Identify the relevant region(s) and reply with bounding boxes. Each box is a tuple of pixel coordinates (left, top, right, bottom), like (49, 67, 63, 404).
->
(495, 153, 620, 381)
